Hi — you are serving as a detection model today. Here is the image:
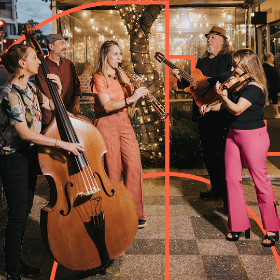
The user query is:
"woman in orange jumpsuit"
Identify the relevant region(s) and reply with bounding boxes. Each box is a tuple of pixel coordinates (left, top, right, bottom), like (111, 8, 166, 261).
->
(92, 40, 148, 228)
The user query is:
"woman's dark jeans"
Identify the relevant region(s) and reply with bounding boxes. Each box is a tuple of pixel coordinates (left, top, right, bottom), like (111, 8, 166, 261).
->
(0, 147, 37, 273)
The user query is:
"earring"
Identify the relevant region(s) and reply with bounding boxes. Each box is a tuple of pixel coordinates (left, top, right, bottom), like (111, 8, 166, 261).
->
(18, 70, 25, 80)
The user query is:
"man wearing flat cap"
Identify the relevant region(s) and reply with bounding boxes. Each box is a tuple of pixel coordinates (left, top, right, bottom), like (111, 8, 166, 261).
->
(36, 34, 82, 129)
(173, 26, 234, 210)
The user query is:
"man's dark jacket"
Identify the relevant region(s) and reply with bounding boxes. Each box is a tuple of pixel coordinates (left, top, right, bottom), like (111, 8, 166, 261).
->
(178, 51, 232, 122)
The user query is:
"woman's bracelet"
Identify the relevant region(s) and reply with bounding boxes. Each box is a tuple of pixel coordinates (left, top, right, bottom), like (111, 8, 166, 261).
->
(125, 97, 128, 107)
(55, 139, 60, 148)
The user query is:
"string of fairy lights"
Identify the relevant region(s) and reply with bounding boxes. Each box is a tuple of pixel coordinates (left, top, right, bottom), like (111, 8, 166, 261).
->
(58, 5, 247, 161)
(58, 5, 166, 159)
(117, 4, 165, 158)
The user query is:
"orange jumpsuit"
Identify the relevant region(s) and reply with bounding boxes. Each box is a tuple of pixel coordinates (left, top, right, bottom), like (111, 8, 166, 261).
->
(92, 73, 145, 220)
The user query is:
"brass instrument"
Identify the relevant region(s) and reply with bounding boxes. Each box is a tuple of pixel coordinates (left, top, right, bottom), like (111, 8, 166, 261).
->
(118, 63, 169, 120)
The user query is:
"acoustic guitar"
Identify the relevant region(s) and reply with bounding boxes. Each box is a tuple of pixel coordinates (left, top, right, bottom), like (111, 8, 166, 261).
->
(154, 52, 219, 107)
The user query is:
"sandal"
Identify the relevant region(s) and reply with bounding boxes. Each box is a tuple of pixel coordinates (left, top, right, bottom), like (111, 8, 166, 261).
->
(226, 228, 250, 241)
(262, 232, 279, 247)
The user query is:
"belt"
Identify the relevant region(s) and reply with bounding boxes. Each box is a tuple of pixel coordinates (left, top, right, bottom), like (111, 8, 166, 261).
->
(94, 110, 127, 118)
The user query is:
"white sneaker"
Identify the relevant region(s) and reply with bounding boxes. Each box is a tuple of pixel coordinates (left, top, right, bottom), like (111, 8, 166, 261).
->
(138, 219, 147, 229)
(275, 114, 280, 119)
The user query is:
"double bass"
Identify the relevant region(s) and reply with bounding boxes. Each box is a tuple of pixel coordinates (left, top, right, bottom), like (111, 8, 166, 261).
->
(22, 24, 138, 271)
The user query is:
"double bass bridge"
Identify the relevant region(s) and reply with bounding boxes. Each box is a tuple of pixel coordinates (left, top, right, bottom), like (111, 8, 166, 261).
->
(77, 188, 100, 199)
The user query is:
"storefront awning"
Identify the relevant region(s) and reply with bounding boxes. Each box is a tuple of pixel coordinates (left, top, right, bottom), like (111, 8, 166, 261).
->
(55, 0, 248, 10)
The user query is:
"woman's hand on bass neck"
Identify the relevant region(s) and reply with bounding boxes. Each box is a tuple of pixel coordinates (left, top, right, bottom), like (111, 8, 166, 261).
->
(47, 74, 62, 95)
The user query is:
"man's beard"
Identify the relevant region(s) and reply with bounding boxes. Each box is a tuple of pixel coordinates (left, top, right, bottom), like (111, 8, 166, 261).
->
(207, 45, 214, 54)
(54, 49, 67, 58)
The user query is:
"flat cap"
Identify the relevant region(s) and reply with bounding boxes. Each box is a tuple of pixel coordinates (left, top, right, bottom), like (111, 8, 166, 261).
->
(44, 34, 68, 47)
(205, 26, 227, 39)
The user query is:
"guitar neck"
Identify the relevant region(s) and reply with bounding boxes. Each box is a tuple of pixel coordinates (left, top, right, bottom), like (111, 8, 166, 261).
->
(162, 58, 196, 84)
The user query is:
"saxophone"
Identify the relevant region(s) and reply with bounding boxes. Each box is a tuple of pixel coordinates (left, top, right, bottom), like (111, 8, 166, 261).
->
(118, 63, 169, 120)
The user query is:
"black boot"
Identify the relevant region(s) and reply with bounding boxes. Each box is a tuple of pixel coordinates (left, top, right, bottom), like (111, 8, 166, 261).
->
(6, 272, 21, 280)
(19, 259, 40, 276)
(200, 190, 221, 199)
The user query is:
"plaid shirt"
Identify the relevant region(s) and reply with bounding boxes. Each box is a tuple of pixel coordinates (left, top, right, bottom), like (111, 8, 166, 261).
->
(0, 82, 47, 154)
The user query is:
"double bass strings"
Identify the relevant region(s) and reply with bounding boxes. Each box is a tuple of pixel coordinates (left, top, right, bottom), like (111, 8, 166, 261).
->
(38, 54, 101, 198)
(22, 26, 140, 270)
(32, 35, 101, 207)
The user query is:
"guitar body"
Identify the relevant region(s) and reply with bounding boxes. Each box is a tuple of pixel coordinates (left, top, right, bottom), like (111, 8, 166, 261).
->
(184, 68, 219, 107)
(153, 52, 219, 107)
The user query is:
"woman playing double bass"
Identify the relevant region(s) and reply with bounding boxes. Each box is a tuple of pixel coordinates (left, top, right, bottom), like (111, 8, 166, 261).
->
(92, 40, 148, 228)
(0, 44, 84, 280)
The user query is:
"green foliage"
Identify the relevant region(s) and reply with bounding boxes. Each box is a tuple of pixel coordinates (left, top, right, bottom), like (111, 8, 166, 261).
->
(79, 103, 95, 121)
(141, 153, 165, 169)
(170, 119, 203, 168)
(130, 109, 165, 168)
(131, 109, 145, 144)
(170, 104, 204, 169)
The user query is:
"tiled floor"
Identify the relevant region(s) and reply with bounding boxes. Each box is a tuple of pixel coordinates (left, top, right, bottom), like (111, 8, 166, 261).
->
(168, 175, 280, 280)
(0, 169, 280, 279)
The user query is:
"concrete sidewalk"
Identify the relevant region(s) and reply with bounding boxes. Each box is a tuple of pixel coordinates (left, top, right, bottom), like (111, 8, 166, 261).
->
(1, 163, 280, 279)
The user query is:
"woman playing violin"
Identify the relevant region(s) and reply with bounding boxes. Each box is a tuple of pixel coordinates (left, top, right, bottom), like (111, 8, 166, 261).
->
(0, 44, 84, 280)
(92, 40, 148, 228)
(200, 48, 280, 247)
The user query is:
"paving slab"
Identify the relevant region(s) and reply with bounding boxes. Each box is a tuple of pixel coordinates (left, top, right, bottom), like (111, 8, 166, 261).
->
(0, 167, 279, 279)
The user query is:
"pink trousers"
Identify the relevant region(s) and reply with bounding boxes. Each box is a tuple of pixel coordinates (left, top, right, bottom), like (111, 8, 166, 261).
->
(225, 127, 280, 232)
(94, 111, 145, 220)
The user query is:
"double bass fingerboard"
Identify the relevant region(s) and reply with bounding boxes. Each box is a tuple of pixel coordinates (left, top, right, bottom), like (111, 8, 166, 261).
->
(38, 54, 88, 169)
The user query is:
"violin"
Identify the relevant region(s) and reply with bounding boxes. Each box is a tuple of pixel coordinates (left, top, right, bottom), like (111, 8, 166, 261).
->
(220, 72, 251, 92)
(22, 24, 138, 272)
(206, 72, 251, 108)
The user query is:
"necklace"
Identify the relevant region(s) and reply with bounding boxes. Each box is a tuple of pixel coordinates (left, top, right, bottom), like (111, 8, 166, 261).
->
(108, 74, 117, 80)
